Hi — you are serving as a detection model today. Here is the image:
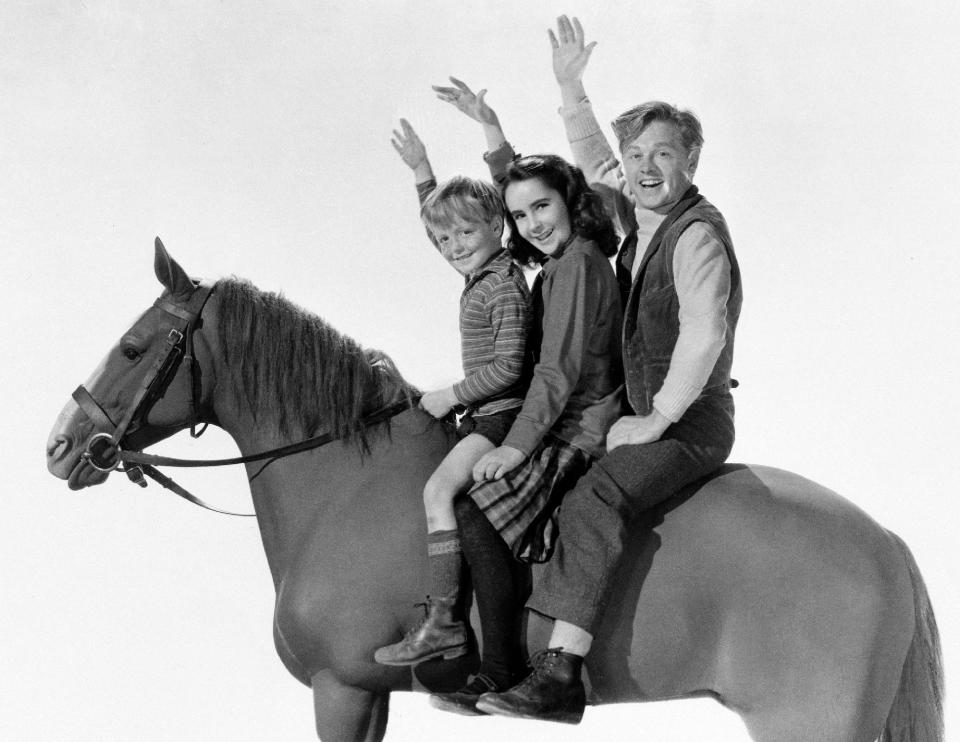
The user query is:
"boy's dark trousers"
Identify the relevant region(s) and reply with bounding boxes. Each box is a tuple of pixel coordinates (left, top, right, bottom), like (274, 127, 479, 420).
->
(527, 393, 735, 631)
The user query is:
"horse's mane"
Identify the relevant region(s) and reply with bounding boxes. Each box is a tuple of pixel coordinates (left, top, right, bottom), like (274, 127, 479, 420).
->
(213, 277, 415, 444)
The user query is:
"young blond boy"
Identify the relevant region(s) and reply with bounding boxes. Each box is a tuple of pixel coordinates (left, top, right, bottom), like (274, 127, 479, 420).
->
(374, 121, 531, 666)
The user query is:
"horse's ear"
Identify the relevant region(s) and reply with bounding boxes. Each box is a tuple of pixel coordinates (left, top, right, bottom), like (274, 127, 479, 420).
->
(154, 237, 194, 301)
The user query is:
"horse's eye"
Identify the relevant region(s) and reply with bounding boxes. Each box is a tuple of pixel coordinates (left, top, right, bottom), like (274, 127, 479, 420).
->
(122, 347, 141, 361)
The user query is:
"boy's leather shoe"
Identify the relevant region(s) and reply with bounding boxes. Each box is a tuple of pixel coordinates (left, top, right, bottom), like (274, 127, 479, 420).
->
(373, 596, 468, 666)
(474, 648, 585, 724)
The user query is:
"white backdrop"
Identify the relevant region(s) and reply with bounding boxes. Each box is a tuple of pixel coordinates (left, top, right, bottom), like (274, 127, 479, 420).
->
(3, 1, 958, 740)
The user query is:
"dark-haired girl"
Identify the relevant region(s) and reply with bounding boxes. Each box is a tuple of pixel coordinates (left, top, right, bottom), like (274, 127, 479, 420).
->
(418, 79, 623, 714)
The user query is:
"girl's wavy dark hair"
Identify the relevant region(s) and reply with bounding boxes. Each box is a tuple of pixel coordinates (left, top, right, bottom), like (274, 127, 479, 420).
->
(501, 154, 619, 266)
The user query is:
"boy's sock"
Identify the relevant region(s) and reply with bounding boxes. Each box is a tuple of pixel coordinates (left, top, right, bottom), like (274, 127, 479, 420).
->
(427, 529, 463, 600)
(373, 528, 469, 667)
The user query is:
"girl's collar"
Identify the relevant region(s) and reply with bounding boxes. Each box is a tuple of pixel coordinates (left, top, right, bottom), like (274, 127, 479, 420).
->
(541, 233, 579, 264)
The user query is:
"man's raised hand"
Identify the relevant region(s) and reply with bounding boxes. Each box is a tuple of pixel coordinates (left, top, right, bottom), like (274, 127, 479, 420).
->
(549, 15, 597, 86)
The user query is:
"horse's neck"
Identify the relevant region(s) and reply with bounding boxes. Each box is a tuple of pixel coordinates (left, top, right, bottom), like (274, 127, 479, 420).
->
(198, 302, 421, 587)
(209, 401, 368, 587)
(246, 437, 369, 588)
(224, 409, 444, 595)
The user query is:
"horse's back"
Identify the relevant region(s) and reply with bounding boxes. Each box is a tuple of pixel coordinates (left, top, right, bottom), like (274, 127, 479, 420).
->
(568, 464, 915, 739)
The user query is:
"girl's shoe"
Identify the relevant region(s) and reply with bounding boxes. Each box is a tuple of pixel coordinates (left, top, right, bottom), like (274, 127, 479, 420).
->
(429, 673, 501, 715)
(373, 596, 468, 666)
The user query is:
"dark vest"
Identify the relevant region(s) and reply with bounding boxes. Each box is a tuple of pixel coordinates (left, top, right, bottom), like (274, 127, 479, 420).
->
(620, 190, 742, 416)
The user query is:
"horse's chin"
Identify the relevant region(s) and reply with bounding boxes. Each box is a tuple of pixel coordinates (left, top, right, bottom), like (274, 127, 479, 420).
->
(65, 458, 110, 490)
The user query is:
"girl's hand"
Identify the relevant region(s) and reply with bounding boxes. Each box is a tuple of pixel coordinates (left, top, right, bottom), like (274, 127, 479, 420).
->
(606, 412, 671, 452)
(549, 15, 596, 85)
(391, 118, 429, 171)
(473, 445, 525, 482)
(420, 387, 458, 418)
(433, 77, 500, 126)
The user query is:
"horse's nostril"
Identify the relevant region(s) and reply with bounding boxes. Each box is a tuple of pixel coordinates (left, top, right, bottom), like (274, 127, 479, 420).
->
(46, 435, 70, 461)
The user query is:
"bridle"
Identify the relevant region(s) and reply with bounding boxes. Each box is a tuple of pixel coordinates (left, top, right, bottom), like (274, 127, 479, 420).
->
(74, 282, 215, 472)
(72, 283, 415, 516)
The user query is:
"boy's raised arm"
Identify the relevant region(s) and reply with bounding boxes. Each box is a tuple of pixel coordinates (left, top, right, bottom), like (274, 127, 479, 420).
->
(392, 118, 442, 253)
(392, 118, 436, 196)
(550, 15, 635, 235)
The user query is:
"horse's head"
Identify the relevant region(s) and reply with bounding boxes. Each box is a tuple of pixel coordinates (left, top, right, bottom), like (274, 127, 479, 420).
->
(46, 238, 215, 489)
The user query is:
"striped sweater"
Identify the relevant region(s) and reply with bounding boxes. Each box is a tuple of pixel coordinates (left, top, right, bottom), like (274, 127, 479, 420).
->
(453, 250, 531, 414)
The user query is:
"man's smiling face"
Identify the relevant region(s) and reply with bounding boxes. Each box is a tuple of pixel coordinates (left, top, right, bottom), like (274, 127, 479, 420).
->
(622, 120, 699, 214)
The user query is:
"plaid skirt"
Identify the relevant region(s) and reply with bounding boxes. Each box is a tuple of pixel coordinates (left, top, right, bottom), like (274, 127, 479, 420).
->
(469, 434, 592, 563)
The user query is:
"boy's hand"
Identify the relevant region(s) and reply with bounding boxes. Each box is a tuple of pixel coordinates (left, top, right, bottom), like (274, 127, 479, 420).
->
(433, 77, 500, 126)
(606, 411, 671, 452)
(391, 119, 429, 171)
(420, 387, 458, 418)
(596, 156, 634, 203)
(549, 15, 596, 85)
(473, 445, 525, 482)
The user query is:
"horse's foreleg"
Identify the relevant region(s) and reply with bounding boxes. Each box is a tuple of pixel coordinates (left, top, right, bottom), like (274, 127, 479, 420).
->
(311, 669, 389, 742)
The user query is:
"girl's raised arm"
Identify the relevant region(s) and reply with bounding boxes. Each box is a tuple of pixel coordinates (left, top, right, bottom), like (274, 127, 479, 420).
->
(433, 77, 508, 155)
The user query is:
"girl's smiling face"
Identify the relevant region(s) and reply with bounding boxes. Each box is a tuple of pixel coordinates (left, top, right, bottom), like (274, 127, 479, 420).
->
(504, 177, 572, 256)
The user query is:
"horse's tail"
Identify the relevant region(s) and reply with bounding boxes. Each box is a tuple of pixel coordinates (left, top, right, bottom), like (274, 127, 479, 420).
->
(880, 533, 944, 742)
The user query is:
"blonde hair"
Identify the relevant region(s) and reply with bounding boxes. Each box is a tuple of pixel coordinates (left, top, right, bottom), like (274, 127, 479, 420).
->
(420, 176, 504, 232)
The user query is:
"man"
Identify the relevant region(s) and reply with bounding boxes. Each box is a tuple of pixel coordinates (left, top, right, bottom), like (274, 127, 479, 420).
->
(475, 16, 742, 723)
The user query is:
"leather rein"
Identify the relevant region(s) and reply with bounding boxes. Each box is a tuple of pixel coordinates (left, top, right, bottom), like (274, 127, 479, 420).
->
(73, 284, 415, 517)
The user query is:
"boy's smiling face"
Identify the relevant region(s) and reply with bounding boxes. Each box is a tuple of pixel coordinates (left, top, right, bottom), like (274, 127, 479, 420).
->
(428, 216, 503, 276)
(622, 120, 699, 213)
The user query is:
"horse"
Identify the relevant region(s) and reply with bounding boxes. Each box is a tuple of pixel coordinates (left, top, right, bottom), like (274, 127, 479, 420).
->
(46, 240, 943, 742)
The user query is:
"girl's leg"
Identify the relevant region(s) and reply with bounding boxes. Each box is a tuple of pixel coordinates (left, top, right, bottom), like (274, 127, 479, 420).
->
(431, 495, 528, 714)
(373, 434, 493, 667)
(451, 495, 528, 687)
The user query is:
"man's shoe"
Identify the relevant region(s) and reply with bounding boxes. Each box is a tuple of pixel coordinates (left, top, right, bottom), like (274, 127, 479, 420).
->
(474, 648, 585, 724)
(429, 672, 501, 716)
(373, 596, 468, 666)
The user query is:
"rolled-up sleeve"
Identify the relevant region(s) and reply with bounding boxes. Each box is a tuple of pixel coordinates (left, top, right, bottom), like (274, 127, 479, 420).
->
(483, 141, 516, 190)
(560, 98, 636, 238)
(652, 222, 731, 421)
